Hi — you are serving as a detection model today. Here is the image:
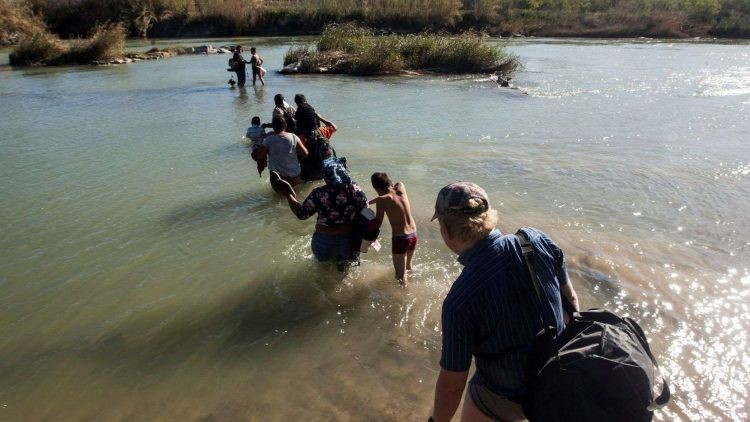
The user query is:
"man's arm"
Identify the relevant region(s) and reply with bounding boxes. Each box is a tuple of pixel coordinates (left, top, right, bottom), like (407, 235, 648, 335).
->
(561, 281, 579, 312)
(317, 114, 337, 130)
(432, 369, 469, 422)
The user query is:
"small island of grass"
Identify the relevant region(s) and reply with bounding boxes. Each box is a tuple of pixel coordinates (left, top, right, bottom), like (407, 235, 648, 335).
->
(282, 24, 520, 77)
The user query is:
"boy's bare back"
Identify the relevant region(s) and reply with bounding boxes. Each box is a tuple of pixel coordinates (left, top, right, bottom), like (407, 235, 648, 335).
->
(372, 182, 417, 236)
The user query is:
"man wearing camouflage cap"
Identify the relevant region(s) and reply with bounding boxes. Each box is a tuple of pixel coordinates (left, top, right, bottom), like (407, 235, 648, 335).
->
(429, 182, 579, 422)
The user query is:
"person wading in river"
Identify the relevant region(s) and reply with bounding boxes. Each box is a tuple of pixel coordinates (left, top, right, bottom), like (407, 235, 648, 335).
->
(429, 182, 579, 422)
(231, 45, 249, 87)
(260, 116, 308, 192)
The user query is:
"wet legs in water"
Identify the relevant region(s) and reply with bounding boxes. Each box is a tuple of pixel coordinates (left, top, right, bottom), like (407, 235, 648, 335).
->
(393, 249, 414, 287)
(253, 69, 265, 86)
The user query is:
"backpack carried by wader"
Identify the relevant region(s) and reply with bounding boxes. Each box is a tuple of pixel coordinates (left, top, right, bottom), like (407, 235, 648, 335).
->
(300, 130, 336, 182)
(517, 230, 670, 422)
(282, 108, 297, 133)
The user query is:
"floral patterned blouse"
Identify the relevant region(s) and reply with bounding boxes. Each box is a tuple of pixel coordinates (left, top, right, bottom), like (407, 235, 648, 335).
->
(295, 183, 368, 227)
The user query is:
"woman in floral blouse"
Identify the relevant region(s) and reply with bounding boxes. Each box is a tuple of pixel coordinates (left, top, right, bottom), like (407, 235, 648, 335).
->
(280, 157, 368, 268)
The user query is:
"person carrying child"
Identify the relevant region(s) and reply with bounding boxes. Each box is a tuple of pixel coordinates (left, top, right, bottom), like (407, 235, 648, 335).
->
(369, 172, 418, 287)
(246, 116, 269, 176)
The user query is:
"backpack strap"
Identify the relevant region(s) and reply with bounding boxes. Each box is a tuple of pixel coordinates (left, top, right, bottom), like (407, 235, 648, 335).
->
(517, 229, 576, 319)
(516, 230, 562, 330)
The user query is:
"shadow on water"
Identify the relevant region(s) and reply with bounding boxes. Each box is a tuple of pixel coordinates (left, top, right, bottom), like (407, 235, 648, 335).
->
(6, 266, 370, 374)
(160, 190, 273, 229)
(209, 142, 251, 158)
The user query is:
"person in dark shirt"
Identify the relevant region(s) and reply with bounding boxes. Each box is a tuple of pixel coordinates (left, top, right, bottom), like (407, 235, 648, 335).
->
(293, 94, 321, 138)
(429, 182, 580, 422)
(232, 45, 248, 87)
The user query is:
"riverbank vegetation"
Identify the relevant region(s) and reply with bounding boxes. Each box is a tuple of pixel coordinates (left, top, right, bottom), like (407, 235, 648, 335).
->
(9, 23, 125, 66)
(283, 23, 519, 75)
(0, 0, 745, 40)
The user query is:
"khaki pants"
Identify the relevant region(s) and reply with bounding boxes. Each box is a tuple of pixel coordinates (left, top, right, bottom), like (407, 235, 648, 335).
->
(469, 382, 527, 422)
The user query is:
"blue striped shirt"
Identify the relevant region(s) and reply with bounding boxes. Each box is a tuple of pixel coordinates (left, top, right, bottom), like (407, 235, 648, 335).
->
(439, 228, 569, 398)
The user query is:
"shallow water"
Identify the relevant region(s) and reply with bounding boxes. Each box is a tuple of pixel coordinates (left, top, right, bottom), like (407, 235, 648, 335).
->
(1, 37, 749, 420)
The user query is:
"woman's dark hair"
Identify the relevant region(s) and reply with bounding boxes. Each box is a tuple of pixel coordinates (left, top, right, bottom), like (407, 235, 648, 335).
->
(371, 172, 392, 191)
(294, 93, 306, 104)
(272, 115, 286, 132)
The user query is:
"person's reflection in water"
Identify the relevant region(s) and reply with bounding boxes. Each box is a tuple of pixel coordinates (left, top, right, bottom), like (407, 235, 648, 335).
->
(234, 86, 249, 108)
(253, 85, 266, 104)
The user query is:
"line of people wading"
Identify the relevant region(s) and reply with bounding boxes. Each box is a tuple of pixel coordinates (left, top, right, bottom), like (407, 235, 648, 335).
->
(244, 90, 585, 421)
(237, 53, 666, 422)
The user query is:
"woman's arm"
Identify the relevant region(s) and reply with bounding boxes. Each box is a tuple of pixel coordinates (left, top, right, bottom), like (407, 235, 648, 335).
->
(296, 136, 309, 159)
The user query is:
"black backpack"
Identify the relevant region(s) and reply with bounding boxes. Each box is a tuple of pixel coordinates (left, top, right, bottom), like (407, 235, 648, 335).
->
(517, 230, 670, 422)
(282, 108, 297, 133)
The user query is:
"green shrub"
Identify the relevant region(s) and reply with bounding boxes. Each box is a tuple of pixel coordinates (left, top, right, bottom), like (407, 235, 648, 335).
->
(284, 45, 313, 66)
(297, 24, 520, 75)
(318, 22, 373, 53)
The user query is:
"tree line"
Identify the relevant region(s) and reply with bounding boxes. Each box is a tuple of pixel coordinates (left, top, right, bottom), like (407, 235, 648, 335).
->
(4, 0, 750, 39)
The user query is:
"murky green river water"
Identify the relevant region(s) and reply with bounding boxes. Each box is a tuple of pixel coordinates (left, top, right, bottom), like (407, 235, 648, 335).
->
(1, 37, 748, 420)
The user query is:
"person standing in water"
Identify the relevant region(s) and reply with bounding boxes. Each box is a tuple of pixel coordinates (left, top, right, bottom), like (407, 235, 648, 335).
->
(369, 172, 418, 287)
(428, 182, 580, 422)
(249, 47, 266, 86)
(260, 116, 308, 191)
(232, 45, 248, 87)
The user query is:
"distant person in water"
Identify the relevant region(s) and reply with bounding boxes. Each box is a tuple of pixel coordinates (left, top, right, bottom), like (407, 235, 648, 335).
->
(231, 45, 248, 87)
(369, 173, 418, 286)
(249, 47, 266, 86)
(260, 116, 308, 191)
(277, 157, 368, 270)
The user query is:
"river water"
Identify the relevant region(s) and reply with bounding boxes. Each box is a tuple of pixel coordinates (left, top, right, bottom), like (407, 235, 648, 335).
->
(0, 37, 748, 421)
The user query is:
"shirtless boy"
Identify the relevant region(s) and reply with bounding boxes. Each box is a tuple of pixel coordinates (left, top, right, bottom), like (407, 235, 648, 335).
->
(369, 172, 418, 286)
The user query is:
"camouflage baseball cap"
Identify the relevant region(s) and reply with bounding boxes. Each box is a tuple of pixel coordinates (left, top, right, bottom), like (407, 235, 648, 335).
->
(431, 182, 490, 221)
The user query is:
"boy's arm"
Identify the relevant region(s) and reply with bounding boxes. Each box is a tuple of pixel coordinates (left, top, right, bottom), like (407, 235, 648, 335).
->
(394, 181, 407, 196)
(373, 199, 386, 228)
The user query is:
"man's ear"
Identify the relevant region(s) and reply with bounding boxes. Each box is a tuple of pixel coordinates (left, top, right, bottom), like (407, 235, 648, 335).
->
(439, 221, 452, 241)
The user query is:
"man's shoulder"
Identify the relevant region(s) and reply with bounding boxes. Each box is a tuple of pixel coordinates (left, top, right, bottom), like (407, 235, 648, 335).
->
(519, 227, 560, 252)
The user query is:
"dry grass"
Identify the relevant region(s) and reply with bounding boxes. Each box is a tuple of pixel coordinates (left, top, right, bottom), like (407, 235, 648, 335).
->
(66, 23, 126, 63)
(8, 29, 66, 65)
(10, 22, 126, 66)
(0, 0, 49, 44)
